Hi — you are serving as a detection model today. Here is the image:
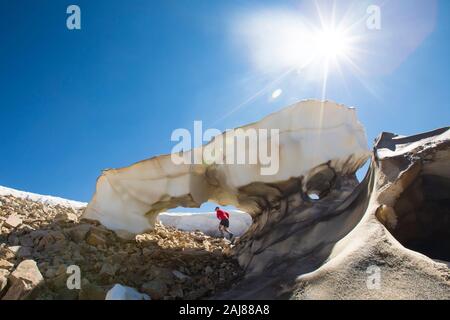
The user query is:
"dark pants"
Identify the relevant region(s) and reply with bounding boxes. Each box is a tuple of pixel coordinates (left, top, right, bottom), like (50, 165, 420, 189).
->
(219, 219, 229, 228)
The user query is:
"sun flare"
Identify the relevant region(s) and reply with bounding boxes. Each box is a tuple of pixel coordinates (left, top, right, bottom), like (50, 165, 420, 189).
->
(314, 28, 351, 60)
(225, 4, 367, 122)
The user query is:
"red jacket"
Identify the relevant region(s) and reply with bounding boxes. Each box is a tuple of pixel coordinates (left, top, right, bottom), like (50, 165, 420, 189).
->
(216, 209, 230, 221)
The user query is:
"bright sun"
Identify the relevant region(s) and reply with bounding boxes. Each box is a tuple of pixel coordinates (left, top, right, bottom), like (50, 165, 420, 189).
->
(314, 28, 350, 59)
(222, 5, 365, 122)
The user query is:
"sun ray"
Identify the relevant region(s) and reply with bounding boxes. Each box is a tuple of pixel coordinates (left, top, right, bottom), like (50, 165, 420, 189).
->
(314, 0, 327, 31)
(334, 59, 352, 98)
(213, 68, 295, 125)
(341, 54, 383, 101)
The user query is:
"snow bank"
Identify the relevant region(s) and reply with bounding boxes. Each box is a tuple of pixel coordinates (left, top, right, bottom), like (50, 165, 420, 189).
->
(105, 284, 150, 300)
(158, 211, 252, 237)
(0, 185, 87, 209)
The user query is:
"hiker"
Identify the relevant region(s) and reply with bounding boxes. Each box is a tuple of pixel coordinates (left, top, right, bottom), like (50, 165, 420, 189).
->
(215, 207, 234, 240)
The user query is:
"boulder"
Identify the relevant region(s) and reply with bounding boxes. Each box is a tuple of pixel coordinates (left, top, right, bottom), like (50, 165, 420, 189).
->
(204, 266, 213, 275)
(19, 235, 34, 247)
(86, 232, 107, 246)
(2, 260, 43, 300)
(172, 270, 191, 281)
(5, 214, 22, 228)
(169, 284, 184, 299)
(141, 279, 168, 300)
(54, 211, 78, 223)
(49, 265, 70, 289)
(66, 224, 91, 242)
(99, 263, 118, 277)
(18, 247, 33, 258)
(148, 266, 174, 282)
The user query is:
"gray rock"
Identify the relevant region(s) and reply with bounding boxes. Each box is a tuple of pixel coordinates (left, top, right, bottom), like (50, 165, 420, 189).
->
(141, 279, 168, 300)
(205, 266, 214, 275)
(99, 263, 118, 277)
(15, 246, 33, 258)
(172, 270, 191, 281)
(66, 224, 91, 242)
(19, 235, 34, 247)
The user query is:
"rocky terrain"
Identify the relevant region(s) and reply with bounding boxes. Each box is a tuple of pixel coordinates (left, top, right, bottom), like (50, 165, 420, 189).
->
(0, 194, 243, 300)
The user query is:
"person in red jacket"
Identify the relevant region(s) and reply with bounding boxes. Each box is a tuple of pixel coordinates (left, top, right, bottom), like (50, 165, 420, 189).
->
(215, 207, 234, 240)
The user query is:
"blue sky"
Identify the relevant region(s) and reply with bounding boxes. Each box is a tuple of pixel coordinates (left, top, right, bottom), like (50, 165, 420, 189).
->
(0, 0, 449, 208)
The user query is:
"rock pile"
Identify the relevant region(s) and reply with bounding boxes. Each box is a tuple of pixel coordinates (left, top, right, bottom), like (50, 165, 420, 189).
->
(0, 194, 242, 300)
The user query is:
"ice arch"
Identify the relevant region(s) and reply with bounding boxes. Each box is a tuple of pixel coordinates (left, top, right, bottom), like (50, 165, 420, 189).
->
(83, 100, 370, 238)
